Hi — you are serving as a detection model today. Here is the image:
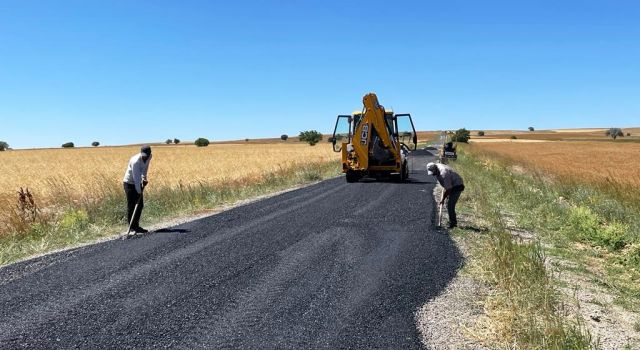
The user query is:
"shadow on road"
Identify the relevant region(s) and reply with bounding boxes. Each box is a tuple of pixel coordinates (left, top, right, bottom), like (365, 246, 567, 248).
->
(155, 228, 190, 234)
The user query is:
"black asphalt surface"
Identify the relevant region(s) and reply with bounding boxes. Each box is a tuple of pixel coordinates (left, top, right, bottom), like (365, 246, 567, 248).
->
(0, 150, 462, 349)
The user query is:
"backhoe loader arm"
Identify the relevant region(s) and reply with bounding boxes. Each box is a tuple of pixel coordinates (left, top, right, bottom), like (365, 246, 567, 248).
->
(362, 93, 400, 161)
(332, 92, 415, 182)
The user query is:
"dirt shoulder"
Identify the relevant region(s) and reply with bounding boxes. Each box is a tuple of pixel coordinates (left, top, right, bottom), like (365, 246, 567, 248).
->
(417, 181, 640, 349)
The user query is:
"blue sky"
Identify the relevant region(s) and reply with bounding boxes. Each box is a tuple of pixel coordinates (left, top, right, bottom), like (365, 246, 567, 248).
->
(1, 0, 639, 149)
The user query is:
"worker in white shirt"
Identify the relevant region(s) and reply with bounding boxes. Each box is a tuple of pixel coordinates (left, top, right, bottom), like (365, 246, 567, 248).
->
(123, 145, 152, 233)
(426, 162, 465, 228)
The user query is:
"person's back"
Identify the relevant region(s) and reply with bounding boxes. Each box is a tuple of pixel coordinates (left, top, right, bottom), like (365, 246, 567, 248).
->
(434, 163, 464, 190)
(427, 162, 465, 228)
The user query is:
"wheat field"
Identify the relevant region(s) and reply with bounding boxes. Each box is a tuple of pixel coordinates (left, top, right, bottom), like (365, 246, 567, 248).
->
(466, 141, 640, 190)
(0, 143, 338, 206)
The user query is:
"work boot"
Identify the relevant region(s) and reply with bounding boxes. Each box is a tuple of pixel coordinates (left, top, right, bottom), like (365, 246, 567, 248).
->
(133, 226, 149, 234)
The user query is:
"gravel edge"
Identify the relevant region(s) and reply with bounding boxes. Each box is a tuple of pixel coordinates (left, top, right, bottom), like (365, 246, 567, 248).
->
(415, 185, 489, 350)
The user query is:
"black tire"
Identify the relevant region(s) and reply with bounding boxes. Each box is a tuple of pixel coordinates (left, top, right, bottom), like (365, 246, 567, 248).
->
(399, 162, 408, 182)
(402, 162, 409, 181)
(346, 170, 360, 183)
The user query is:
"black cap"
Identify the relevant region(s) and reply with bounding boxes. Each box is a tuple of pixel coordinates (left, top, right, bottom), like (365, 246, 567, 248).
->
(141, 145, 152, 156)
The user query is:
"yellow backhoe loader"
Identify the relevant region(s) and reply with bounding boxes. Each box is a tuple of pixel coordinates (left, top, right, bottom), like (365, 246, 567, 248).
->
(331, 93, 417, 183)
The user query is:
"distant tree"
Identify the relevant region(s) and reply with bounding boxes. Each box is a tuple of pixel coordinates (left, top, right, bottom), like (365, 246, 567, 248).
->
(280, 134, 289, 141)
(450, 128, 470, 143)
(0, 141, 8, 151)
(165, 139, 173, 144)
(173, 138, 181, 144)
(62, 142, 75, 148)
(627, 132, 631, 137)
(605, 128, 624, 140)
(477, 131, 485, 136)
(299, 130, 323, 146)
(528, 126, 535, 131)
(511, 135, 518, 139)
(245, 138, 250, 142)
(194, 138, 210, 147)
(91, 141, 100, 147)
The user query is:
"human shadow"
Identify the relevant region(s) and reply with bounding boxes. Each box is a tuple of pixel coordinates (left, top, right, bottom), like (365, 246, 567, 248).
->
(155, 228, 190, 234)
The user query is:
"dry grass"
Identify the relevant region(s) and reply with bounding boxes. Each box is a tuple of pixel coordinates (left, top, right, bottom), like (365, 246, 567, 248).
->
(416, 131, 440, 141)
(0, 143, 339, 236)
(0, 143, 337, 204)
(465, 141, 640, 202)
(470, 127, 640, 142)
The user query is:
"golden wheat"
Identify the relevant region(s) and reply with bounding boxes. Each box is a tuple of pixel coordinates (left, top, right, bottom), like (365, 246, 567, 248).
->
(0, 143, 339, 205)
(466, 141, 640, 189)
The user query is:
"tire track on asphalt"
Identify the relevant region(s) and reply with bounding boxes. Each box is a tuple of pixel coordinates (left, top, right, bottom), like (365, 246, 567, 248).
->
(180, 226, 345, 349)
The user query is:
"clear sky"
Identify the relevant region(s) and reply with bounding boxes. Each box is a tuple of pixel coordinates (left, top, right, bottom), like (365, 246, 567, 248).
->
(1, 0, 639, 149)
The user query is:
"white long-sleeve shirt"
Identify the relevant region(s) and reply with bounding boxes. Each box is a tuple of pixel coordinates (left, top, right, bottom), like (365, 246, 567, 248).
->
(123, 153, 152, 193)
(434, 163, 464, 190)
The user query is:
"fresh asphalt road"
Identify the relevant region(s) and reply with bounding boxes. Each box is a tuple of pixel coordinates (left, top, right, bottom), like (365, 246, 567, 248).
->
(0, 150, 462, 349)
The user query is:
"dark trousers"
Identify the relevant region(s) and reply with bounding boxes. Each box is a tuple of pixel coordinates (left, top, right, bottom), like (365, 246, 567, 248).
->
(124, 183, 143, 228)
(447, 185, 464, 227)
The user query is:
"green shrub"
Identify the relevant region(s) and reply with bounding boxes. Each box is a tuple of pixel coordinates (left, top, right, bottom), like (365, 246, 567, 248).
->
(565, 206, 629, 250)
(194, 138, 210, 147)
(59, 209, 89, 230)
(477, 131, 485, 136)
(165, 139, 172, 144)
(606, 128, 624, 140)
(451, 128, 470, 143)
(281, 134, 289, 141)
(299, 130, 323, 146)
(91, 141, 100, 147)
(173, 138, 181, 144)
(0, 141, 9, 151)
(62, 142, 74, 148)
(511, 135, 518, 139)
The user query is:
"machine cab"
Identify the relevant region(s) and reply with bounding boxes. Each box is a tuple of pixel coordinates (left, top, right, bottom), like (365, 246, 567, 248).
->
(331, 111, 417, 153)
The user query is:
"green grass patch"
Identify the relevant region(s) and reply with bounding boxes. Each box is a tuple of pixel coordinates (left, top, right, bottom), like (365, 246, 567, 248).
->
(456, 146, 640, 302)
(451, 149, 597, 348)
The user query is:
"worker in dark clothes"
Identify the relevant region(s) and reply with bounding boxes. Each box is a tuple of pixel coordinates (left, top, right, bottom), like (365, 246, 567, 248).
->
(426, 162, 465, 228)
(123, 145, 152, 233)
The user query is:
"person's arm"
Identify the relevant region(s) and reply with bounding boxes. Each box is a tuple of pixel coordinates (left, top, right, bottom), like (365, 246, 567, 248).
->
(142, 156, 151, 187)
(132, 160, 143, 194)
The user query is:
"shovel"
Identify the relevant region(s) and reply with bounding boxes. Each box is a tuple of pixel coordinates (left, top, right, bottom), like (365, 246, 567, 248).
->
(436, 192, 445, 229)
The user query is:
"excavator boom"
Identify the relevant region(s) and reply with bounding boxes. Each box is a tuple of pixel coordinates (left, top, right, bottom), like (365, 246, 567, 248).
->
(331, 93, 417, 183)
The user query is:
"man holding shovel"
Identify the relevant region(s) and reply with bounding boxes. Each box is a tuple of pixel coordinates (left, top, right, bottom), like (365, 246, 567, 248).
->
(123, 145, 152, 235)
(427, 162, 465, 229)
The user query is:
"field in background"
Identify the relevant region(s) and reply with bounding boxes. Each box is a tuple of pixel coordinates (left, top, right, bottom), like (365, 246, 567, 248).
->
(0, 141, 342, 265)
(465, 141, 640, 200)
(469, 127, 640, 142)
(0, 143, 337, 206)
